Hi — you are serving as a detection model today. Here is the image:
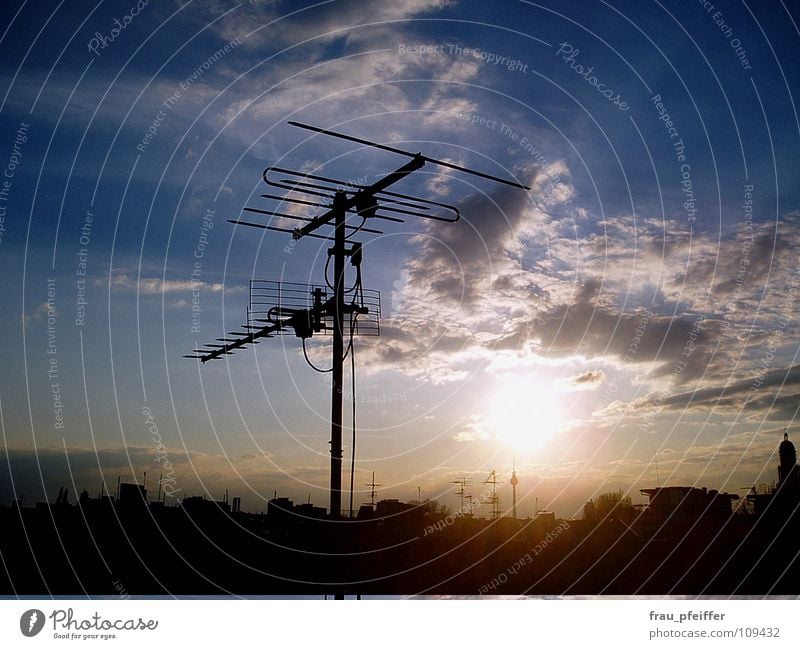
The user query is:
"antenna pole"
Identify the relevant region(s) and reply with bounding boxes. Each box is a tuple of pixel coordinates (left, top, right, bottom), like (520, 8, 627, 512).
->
(189, 122, 529, 526)
(293, 156, 425, 240)
(329, 191, 347, 519)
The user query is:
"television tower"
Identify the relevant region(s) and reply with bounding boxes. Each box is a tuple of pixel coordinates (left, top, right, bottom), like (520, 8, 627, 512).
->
(510, 461, 518, 519)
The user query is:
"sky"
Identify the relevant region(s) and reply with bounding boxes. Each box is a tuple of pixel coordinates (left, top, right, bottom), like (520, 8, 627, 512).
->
(1, 0, 799, 518)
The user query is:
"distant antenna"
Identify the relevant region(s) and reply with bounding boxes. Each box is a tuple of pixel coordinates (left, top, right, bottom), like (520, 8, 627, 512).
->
(186, 121, 528, 521)
(484, 471, 500, 520)
(366, 471, 382, 508)
(452, 477, 470, 512)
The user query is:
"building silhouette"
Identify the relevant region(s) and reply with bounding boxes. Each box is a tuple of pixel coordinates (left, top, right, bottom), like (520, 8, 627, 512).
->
(748, 430, 800, 518)
(2, 436, 800, 596)
(639, 486, 739, 521)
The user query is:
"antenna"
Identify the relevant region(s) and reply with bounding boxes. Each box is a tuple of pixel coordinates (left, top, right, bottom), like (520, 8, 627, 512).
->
(484, 470, 500, 520)
(187, 121, 528, 521)
(287, 122, 530, 190)
(452, 477, 470, 513)
(365, 471, 382, 508)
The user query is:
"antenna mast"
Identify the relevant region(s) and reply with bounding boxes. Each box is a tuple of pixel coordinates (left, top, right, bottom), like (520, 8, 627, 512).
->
(186, 121, 527, 522)
(453, 477, 470, 513)
(366, 471, 382, 508)
(485, 470, 500, 520)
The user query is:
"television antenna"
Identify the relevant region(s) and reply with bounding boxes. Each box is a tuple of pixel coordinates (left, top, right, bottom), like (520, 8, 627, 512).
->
(366, 471, 382, 508)
(484, 470, 500, 520)
(452, 477, 471, 513)
(186, 121, 529, 522)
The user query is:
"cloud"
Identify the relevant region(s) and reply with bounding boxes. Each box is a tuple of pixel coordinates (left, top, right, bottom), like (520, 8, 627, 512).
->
(560, 369, 605, 390)
(452, 430, 486, 442)
(22, 302, 52, 325)
(355, 175, 549, 381)
(359, 168, 800, 442)
(104, 274, 225, 294)
(524, 300, 717, 383)
(624, 363, 800, 417)
(199, 0, 457, 49)
(0, 446, 194, 503)
(0, 445, 330, 512)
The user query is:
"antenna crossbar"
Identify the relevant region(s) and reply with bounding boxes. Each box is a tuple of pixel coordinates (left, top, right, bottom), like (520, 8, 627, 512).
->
(288, 121, 530, 190)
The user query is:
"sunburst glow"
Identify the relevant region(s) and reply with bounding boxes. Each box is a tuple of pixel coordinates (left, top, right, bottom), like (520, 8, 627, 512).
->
(484, 379, 563, 450)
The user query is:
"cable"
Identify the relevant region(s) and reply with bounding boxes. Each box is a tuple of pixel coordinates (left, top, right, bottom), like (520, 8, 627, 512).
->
(324, 254, 334, 290)
(345, 216, 368, 241)
(302, 337, 332, 373)
(324, 252, 360, 294)
(356, 264, 365, 307)
(342, 272, 362, 361)
(346, 263, 363, 518)
(348, 331, 356, 519)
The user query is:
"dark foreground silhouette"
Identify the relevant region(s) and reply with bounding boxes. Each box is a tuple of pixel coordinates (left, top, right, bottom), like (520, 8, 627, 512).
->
(1, 487, 798, 596)
(4, 433, 799, 596)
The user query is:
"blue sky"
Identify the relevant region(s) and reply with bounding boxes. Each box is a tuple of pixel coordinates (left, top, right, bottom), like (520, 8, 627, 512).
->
(1, 0, 799, 517)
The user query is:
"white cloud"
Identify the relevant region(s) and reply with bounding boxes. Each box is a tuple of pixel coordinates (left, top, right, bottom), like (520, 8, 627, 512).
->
(105, 274, 225, 294)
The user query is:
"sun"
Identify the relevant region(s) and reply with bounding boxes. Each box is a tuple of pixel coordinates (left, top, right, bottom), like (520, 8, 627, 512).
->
(484, 379, 563, 450)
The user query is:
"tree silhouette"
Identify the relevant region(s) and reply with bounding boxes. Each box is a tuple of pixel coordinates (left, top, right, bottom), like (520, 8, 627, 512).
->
(594, 490, 635, 521)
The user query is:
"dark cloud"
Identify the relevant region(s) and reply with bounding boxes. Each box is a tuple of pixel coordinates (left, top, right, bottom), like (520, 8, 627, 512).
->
(495, 281, 720, 383)
(637, 364, 800, 413)
(405, 177, 538, 306)
(566, 370, 605, 387)
(711, 227, 786, 297)
(0, 446, 193, 505)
